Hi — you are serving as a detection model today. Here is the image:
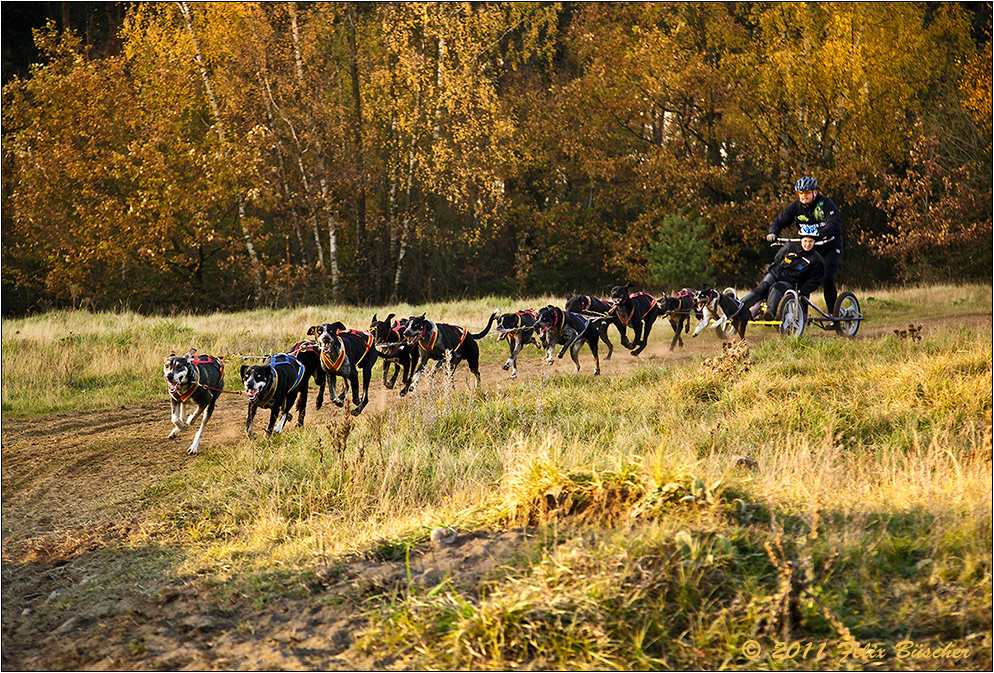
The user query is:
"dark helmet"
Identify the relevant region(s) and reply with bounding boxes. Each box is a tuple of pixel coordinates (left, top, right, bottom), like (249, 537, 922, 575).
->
(794, 176, 818, 192)
(799, 224, 820, 240)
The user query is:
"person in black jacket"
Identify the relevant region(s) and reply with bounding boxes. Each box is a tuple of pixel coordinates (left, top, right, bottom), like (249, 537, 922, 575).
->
(735, 225, 825, 320)
(766, 176, 842, 310)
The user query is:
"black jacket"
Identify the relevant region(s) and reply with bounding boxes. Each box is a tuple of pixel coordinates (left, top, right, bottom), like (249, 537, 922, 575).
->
(770, 242, 825, 296)
(769, 194, 843, 250)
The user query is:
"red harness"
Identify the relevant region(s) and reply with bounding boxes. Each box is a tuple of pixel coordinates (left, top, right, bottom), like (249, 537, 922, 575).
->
(378, 322, 408, 357)
(616, 292, 657, 326)
(420, 322, 467, 352)
(167, 354, 224, 402)
(290, 340, 320, 357)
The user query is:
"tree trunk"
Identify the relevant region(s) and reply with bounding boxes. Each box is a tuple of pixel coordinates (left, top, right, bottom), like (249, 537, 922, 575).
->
(177, 2, 264, 300)
(347, 3, 369, 301)
(288, 1, 340, 297)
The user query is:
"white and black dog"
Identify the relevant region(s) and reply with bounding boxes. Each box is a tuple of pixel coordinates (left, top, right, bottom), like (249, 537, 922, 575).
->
(402, 311, 498, 390)
(534, 305, 603, 375)
(163, 348, 224, 455)
(495, 309, 546, 379)
(692, 287, 748, 340)
(241, 353, 306, 437)
(309, 322, 380, 415)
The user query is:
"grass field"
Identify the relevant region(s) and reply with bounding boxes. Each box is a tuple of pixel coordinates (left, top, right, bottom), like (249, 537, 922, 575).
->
(2, 284, 991, 670)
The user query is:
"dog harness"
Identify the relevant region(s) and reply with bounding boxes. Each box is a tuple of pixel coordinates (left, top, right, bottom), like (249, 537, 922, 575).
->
(377, 321, 409, 357)
(498, 310, 538, 341)
(290, 340, 319, 357)
(321, 331, 375, 372)
(167, 354, 224, 403)
(615, 292, 657, 326)
(419, 321, 467, 353)
(255, 353, 305, 407)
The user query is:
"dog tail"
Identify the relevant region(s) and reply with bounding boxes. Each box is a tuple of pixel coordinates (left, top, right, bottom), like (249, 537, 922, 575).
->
(470, 310, 499, 339)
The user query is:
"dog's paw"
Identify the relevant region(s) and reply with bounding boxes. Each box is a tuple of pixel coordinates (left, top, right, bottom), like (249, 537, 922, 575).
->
(510, 371, 517, 379)
(245, 429, 256, 439)
(168, 427, 180, 439)
(332, 397, 345, 408)
(502, 361, 511, 371)
(187, 446, 199, 455)
(384, 381, 395, 389)
(350, 408, 363, 417)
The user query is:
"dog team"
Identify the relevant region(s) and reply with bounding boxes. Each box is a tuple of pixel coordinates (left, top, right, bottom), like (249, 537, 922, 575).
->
(162, 285, 743, 454)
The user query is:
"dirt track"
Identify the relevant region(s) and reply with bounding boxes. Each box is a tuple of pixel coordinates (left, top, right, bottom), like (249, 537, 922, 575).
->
(2, 315, 987, 670)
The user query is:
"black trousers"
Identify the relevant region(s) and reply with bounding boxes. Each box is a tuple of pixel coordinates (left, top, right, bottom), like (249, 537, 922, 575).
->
(820, 246, 841, 311)
(739, 273, 804, 318)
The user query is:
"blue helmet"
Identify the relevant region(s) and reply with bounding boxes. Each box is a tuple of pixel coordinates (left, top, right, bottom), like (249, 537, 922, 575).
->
(799, 224, 820, 239)
(794, 176, 818, 192)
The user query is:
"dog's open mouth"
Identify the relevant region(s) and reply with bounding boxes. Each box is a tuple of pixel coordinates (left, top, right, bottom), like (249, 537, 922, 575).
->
(246, 388, 259, 401)
(167, 381, 181, 394)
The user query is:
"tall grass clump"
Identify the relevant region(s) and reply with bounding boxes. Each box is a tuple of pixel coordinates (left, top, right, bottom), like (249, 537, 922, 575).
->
(348, 325, 991, 669)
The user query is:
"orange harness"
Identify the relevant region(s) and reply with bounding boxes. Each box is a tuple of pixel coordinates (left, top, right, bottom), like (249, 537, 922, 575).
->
(321, 331, 375, 372)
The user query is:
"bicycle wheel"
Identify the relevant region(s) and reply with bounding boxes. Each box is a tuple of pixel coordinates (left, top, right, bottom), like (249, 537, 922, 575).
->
(777, 291, 805, 338)
(833, 291, 861, 337)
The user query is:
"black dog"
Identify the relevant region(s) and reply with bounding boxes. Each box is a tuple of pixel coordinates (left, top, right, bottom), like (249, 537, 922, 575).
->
(608, 284, 662, 356)
(495, 309, 546, 379)
(369, 313, 419, 396)
(692, 287, 748, 340)
(163, 348, 224, 455)
(308, 323, 379, 415)
(241, 353, 306, 438)
(565, 293, 633, 356)
(288, 339, 327, 423)
(657, 288, 702, 351)
(402, 310, 498, 390)
(534, 305, 602, 375)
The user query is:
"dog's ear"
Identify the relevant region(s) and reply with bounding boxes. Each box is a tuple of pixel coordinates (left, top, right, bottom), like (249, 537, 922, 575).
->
(371, 313, 378, 324)
(306, 325, 319, 336)
(185, 348, 196, 359)
(240, 364, 249, 378)
(418, 312, 426, 319)
(385, 313, 394, 324)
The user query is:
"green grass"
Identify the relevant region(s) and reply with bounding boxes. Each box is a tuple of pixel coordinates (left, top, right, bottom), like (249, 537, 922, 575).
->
(3, 284, 992, 669)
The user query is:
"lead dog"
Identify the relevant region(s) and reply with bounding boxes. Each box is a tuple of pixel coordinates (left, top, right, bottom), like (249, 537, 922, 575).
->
(402, 310, 498, 390)
(241, 353, 306, 438)
(309, 323, 379, 415)
(163, 348, 224, 455)
(608, 284, 662, 356)
(495, 309, 545, 379)
(369, 313, 419, 396)
(534, 305, 602, 375)
(692, 287, 748, 340)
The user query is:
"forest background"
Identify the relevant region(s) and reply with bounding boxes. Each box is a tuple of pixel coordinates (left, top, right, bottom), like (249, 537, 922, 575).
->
(2, 2, 991, 316)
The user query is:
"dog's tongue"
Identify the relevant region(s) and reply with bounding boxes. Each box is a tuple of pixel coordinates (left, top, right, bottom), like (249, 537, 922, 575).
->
(246, 388, 258, 400)
(168, 381, 179, 394)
